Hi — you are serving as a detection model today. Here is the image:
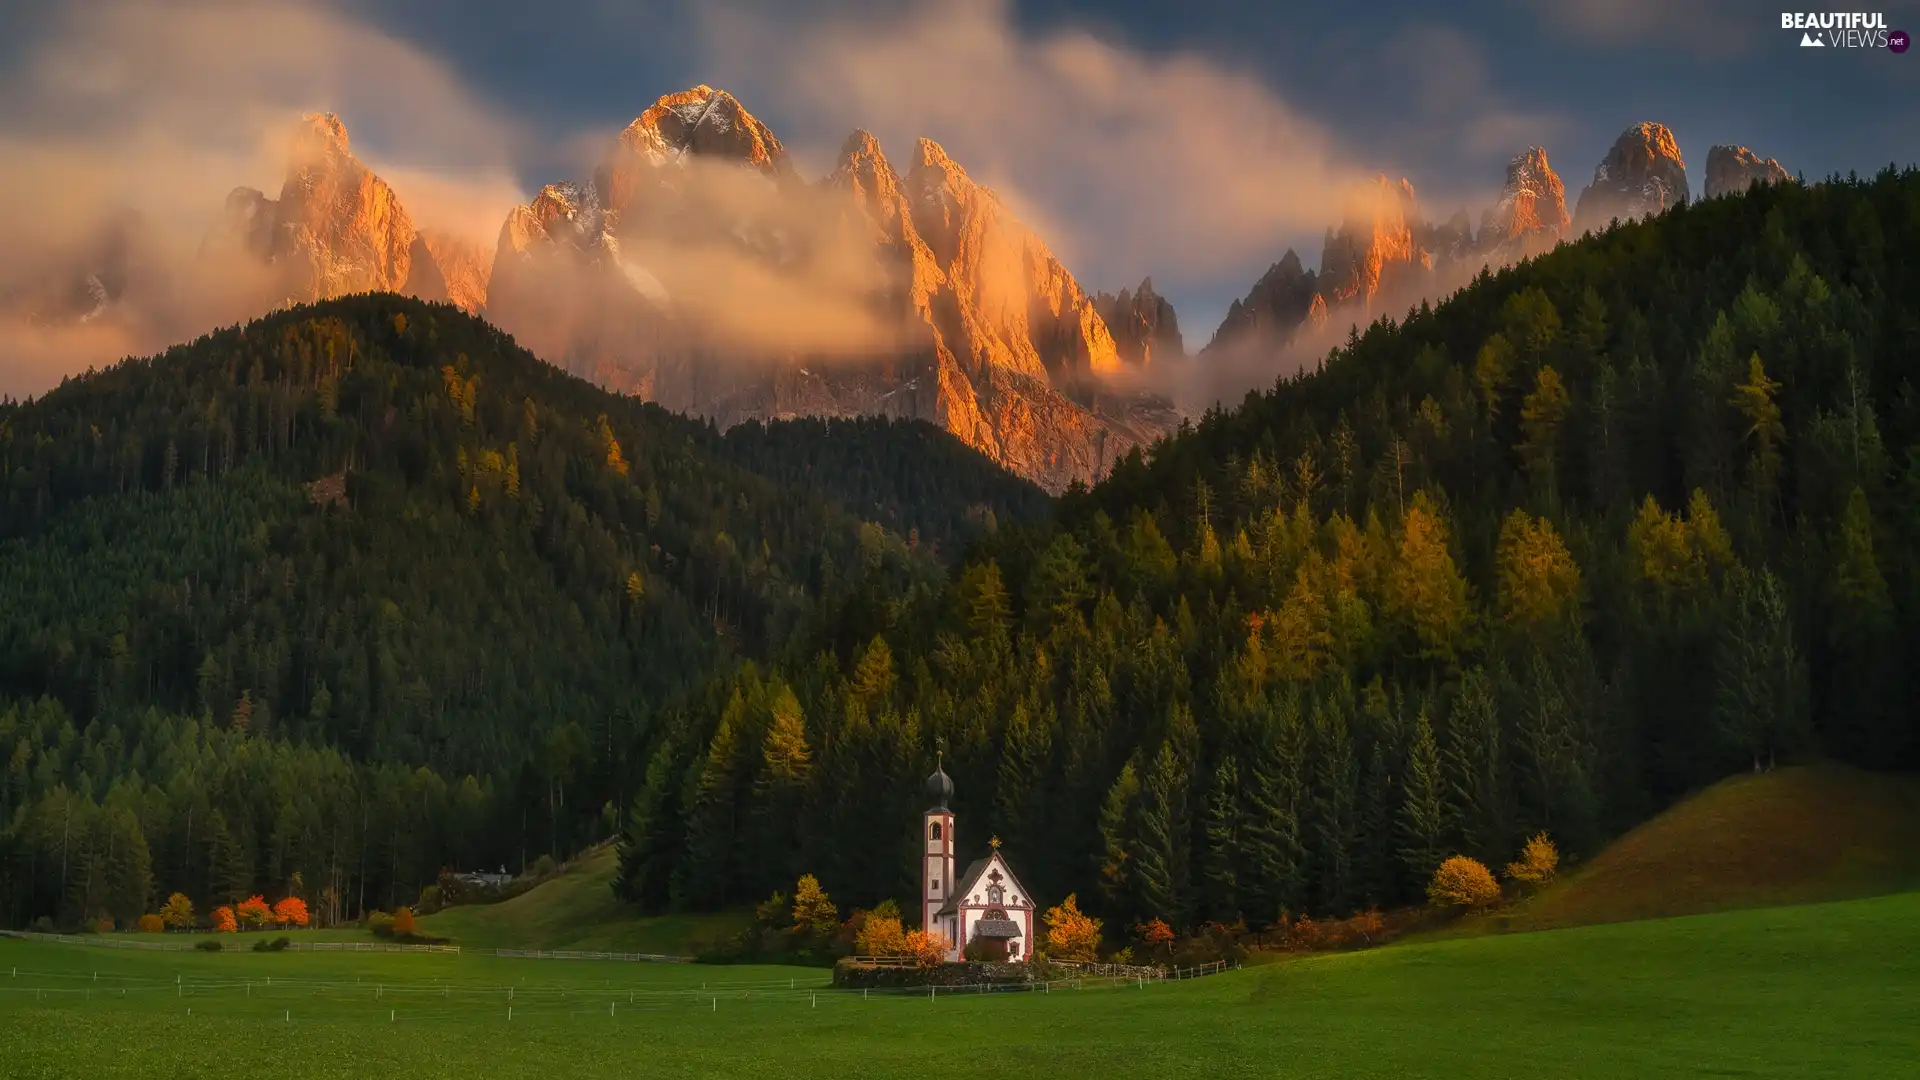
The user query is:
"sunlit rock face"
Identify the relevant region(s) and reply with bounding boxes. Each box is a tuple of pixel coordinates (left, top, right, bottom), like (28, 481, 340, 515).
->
(1479, 147, 1568, 262)
(201, 113, 489, 314)
(486, 87, 1171, 493)
(1704, 145, 1791, 198)
(1573, 122, 1689, 233)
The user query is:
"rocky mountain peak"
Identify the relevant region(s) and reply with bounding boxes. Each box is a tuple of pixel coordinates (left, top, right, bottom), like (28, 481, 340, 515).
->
(198, 114, 487, 313)
(292, 112, 352, 164)
(1203, 246, 1319, 355)
(1480, 145, 1568, 260)
(1096, 277, 1184, 367)
(612, 86, 789, 175)
(1318, 174, 1422, 309)
(1573, 122, 1689, 233)
(1705, 145, 1792, 198)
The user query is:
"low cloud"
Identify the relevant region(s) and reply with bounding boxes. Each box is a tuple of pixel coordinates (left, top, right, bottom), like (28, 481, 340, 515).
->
(695, 0, 1370, 287)
(0, 0, 532, 397)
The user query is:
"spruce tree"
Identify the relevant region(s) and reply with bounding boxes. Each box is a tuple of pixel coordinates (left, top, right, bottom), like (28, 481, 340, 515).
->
(1398, 706, 1447, 890)
(1199, 758, 1241, 923)
(1443, 668, 1507, 864)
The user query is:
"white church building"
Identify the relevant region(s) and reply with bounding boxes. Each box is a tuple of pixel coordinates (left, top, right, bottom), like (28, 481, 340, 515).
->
(921, 755, 1037, 962)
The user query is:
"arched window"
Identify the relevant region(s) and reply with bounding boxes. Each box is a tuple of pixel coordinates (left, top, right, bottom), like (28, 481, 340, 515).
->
(930, 822, 942, 841)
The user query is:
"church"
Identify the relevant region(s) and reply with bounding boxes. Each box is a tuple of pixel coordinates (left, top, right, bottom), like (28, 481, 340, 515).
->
(921, 755, 1038, 962)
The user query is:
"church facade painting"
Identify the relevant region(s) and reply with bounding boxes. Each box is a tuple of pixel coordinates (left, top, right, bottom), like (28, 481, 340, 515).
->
(921, 756, 1037, 962)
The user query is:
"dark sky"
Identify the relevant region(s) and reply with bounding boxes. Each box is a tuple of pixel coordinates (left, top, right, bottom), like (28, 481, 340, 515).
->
(5, 0, 1917, 341)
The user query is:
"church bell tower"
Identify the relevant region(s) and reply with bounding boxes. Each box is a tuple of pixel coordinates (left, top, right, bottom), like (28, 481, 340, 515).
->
(922, 753, 956, 945)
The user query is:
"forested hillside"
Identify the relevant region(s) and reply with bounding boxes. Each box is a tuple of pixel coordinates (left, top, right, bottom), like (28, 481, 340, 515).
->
(0, 295, 1043, 928)
(616, 168, 1920, 934)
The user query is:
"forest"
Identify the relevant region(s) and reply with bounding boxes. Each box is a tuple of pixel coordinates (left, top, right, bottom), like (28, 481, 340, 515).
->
(0, 296, 1041, 928)
(613, 167, 1920, 933)
(6, 168, 1919, 937)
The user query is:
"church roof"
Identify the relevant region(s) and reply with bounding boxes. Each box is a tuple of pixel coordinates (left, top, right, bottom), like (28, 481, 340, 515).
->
(934, 850, 1035, 917)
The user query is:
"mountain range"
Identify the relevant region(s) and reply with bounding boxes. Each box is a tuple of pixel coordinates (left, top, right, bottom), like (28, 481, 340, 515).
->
(7, 90, 1795, 491)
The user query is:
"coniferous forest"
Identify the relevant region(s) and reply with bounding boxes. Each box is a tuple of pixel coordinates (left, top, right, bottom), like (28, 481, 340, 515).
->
(0, 298, 1043, 927)
(6, 169, 1920, 937)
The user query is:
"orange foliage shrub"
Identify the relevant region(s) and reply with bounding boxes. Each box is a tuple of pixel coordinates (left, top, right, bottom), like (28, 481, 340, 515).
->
(1428, 855, 1503, 909)
(272, 896, 311, 928)
(392, 906, 416, 936)
(92, 917, 114, 934)
(211, 906, 237, 933)
(1043, 893, 1103, 962)
(137, 914, 165, 934)
(854, 914, 907, 957)
(1504, 832, 1560, 891)
(236, 895, 273, 930)
(901, 929, 950, 969)
(1134, 918, 1175, 954)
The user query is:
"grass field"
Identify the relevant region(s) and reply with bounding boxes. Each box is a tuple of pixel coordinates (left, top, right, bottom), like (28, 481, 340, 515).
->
(5, 889, 1918, 1079)
(1483, 764, 1920, 934)
(416, 846, 753, 954)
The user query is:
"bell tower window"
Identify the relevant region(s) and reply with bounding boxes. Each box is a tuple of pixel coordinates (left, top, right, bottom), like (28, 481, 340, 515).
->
(930, 822, 942, 841)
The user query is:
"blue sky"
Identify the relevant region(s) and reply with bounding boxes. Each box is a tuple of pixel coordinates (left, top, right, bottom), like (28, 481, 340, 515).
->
(3, 0, 1916, 346)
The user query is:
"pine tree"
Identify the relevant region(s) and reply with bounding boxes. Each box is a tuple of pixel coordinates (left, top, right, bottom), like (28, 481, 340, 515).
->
(1305, 695, 1357, 914)
(1356, 742, 1397, 907)
(1443, 668, 1506, 864)
(1715, 568, 1808, 772)
(993, 696, 1053, 859)
(1199, 758, 1241, 923)
(1097, 761, 1140, 918)
(1239, 693, 1306, 928)
(1130, 742, 1188, 926)
(675, 705, 746, 908)
(1398, 706, 1446, 890)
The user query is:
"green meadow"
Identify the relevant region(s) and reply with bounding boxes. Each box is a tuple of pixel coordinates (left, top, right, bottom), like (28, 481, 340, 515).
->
(5, 889, 1917, 1079)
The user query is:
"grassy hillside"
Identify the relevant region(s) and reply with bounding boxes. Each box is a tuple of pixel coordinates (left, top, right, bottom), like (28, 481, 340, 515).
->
(418, 847, 751, 955)
(5, 890, 1918, 1077)
(1491, 763, 1920, 932)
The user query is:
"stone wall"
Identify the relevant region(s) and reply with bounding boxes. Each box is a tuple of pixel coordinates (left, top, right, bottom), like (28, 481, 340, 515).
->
(832, 958, 1166, 989)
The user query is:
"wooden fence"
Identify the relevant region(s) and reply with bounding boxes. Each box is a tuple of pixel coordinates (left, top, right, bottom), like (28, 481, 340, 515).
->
(0, 930, 458, 954)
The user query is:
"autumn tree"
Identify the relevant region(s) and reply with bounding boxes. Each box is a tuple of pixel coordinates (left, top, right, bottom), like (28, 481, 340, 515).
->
(272, 896, 311, 928)
(854, 910, 908, 957)
(790, 874, 839, 946)
(236, 895, 273, 930)
(211, 905, 237, 934)
(1384, 494, 1470, 662)
(1519, 366, 1570, 498)
(1728, 352, 1784, 501)
(902, 928, 950, 969)
(159, 893, 194, 931)
(1133, 918, 1175, 959)
(137, 913, 164, 933)
(1043, 894, 1103, 962)
(1495, 510, 1581, 640)
(1503, 832, 1559, 891)
(1426, 856, 1501, 910)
